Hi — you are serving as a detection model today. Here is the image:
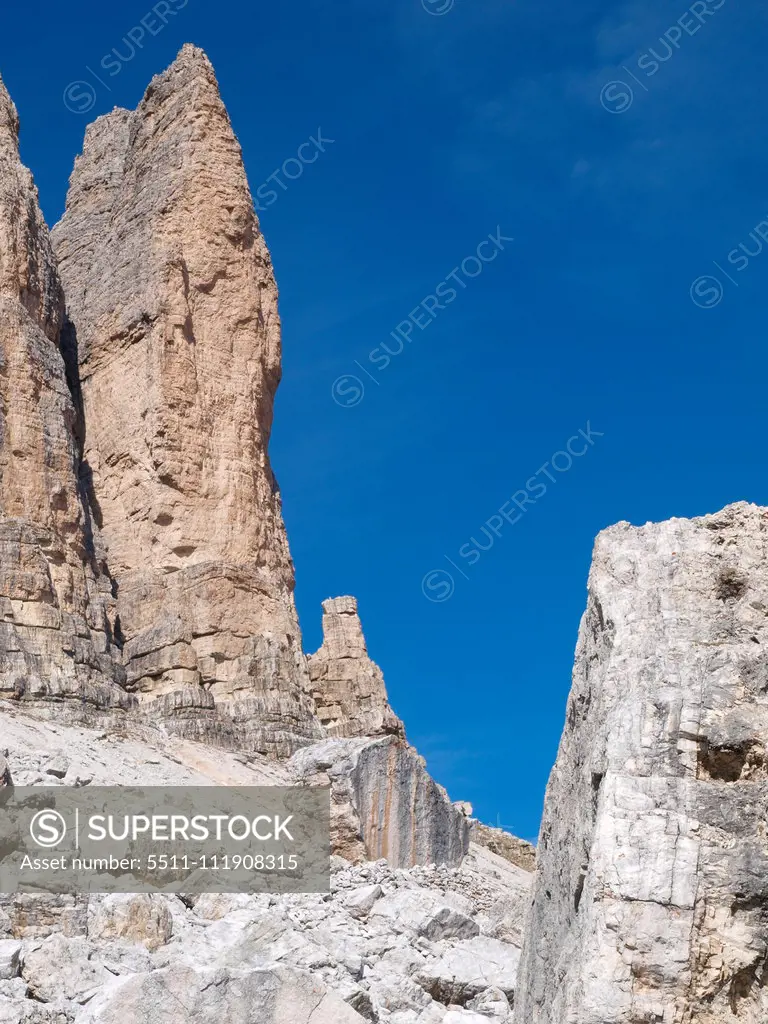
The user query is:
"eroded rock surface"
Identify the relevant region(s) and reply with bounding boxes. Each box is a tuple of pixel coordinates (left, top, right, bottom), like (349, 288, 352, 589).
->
(514, 501, 768, 1024)
(52, 45, 320, 757)
(0, 73, 125, 717)
(290, 736, 471, 868)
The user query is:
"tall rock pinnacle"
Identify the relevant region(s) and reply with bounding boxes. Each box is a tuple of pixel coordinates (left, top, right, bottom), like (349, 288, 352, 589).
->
(309, 597, 405, 739)
(53, 46, 321, 755)
(0, 74, 124, 709)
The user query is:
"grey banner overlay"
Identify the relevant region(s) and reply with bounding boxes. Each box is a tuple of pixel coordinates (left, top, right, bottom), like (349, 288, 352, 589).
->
(0, 787, 330, 894)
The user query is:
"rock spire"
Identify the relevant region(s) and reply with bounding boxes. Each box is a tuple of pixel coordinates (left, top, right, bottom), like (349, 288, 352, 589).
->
(308, 597, 405, 739)
(52, 45, 320, 755)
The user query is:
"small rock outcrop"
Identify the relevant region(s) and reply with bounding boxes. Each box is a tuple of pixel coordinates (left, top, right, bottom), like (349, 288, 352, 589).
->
(0, 73, 125, 715)
(309, 597, 405, 739)
(470, 823, 536, 873)
(291, 736, 471, 868)
(52, 46, 320, 757)
(514, 502, 768, 1024)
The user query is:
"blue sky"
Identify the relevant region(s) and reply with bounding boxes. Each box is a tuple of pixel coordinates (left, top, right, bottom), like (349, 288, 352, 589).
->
(2, 0, 766, 841)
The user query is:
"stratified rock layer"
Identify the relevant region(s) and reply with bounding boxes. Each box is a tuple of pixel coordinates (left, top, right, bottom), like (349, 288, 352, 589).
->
(291, 736, 471, 868)
(514, 502, 768, 1024)
(308, 597, 405, 739)
(0, 73, 125, 713)
(53, 46, 320, 756)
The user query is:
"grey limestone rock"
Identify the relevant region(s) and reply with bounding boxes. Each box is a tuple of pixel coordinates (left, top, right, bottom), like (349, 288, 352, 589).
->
(76, 963, 367, 1024)
(514, 501, 768, 1024)
(0, 941, 20, 981)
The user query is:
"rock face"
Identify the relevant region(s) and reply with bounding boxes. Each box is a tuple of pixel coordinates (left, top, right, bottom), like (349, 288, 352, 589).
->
(514, 502, 768, 1024)
(52, 45, 320, 757)
(0, 74, 125, 715)
(291, 737, 472, 868)
(309, 597, 405, 739)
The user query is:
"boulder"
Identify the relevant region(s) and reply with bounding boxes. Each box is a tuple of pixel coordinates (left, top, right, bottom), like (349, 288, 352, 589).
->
(415, 936, 520, 1005)
(44, 756, 69, 779)
(343, 884, 383, 919)
(0, 941, 20, 981)
(370, 889, 479, 941)
(21, 934, 110, 1004)
(88, 895, 173, 951)
(77, 963, 366, 1023)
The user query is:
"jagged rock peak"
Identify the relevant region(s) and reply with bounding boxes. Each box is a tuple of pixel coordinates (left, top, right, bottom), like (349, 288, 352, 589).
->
(54, 42, 285, 574)
(165, 41, 215, 71)
(0, 73, 19, 142)
(309, 597, 405, 740)
(52, 45, 317, 757)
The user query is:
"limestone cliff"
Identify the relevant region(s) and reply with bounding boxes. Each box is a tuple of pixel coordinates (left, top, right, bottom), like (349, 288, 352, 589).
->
(52, 46, 321, 756)
(0, 45, 512, 894)
(309, 597, 405, 739)
(0, 73, 126, 713)
(514, 501, 768, 1024)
